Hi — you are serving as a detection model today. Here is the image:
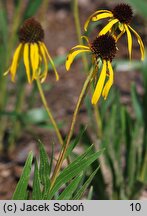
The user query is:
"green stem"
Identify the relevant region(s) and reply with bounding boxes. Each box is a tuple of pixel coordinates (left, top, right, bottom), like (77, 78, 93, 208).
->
(73, 0, 88, 71)
(73, 0, 102, 138)
(50, 68, 94, 189)
(36, 77, 64, 147)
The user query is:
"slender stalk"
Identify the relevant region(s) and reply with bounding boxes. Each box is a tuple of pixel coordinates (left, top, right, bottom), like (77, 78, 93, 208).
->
(36, 77, 64, 146)
(73, 0, 88, 71)
(73, 0, 102, 138)
(50, 68, 94, 189)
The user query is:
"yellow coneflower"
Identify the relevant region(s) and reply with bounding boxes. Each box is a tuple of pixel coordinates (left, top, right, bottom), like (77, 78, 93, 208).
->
(84, 3, 145, 60)
(4, 18, 59, 83)
(66, 34, 117, 104)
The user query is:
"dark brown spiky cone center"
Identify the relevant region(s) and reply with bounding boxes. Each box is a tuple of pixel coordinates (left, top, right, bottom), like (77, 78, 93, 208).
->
(112, 4, 133, 24)
(18, 18, 44, 43)
(91, 35, 117, 61)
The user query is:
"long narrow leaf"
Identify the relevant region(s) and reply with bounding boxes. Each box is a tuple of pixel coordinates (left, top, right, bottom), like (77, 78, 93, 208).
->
(49, 143, 54, 177)
(32, 159, 42, 200)
(38, 141, 51, 199)
(131, 83, 143, 123)
(12, 152, 33, 200)
(48, 148, 104, 199)
(73, 167, 99, 200)
(57, 175, 83, 200)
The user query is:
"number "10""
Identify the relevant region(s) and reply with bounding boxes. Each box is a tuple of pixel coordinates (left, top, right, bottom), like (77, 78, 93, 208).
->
(130, 203, 141, 211)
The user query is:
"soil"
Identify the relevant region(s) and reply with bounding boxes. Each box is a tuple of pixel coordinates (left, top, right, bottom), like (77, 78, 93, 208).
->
(0, 0, 147, 199)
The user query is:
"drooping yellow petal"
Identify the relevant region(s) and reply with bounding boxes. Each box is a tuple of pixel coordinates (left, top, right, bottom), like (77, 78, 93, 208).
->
(92, 12, 113, 21)
(84, 10, 112, 31)
(71, 45, 90, 50)
(116, 29, 125, 41)
(6, 43, 23, 81)
(66, 49, 91, 71)
(91, 60, 107, 104)
(99, 19, 119, 35)
(102, 61, 114, 99)
(81, 35, 90, 44)
(124, 24, 132, 60)
(23, 43, 31, 83)
(41, 42, 59, 81)
(30, 44, 36, 75)
(30, 43, 39, 80)
(39, 43, 48, 83)
(128, 25, 145, 61)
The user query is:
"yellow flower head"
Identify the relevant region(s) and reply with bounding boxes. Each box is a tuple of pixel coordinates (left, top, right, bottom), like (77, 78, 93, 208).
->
(4, 18, 59, 83)
(84, 3, 145, 60)
(66, 34, 117, 104)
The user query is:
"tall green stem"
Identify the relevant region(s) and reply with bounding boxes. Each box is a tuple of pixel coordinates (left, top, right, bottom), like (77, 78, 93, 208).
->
(73, 0, 102, 138)
(36, 78, 64, 146)
(73, 0, 88, 71)
(50, 68, 94, 188)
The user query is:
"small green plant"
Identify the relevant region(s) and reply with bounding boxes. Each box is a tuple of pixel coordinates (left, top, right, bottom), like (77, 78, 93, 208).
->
(12, 141, 103, 200)
(83, 56, 147, 199)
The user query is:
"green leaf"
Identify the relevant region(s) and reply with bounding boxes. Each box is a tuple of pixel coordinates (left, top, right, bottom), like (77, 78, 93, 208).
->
(32, 159, 42, 200)
(57, 175, 83, 200)
(131, 83, 143, 123)
(12, 152, 33, 200)
(142, 54, 147, 90)
(73, 167, 99, 199)
(48, 145, 95, 199)
(102, 103, 124, 195)
(48, 146, 104, 199)
(127, 125, 140, 194)
(38, 141, 51, 199)
(49, 143, 54, 178)
(0, 3, 8, 46)
(24, 0, 42, 19)
(0, 111, 19, 118)
(138, 152, 147, 183)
